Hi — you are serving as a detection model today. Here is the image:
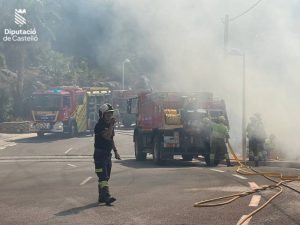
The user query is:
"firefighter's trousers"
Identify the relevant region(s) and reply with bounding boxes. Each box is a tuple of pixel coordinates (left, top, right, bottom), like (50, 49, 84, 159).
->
(249, 138, 265, 165)
(94, 151, 112, 200)
(210, 138, 228, 166)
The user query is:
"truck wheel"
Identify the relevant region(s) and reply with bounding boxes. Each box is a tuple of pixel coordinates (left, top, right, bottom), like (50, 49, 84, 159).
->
(153, 136, 165, 165)
(37, 132, 44, 138)
(69, 122, 77, 138)
(214, 160, 220, 166)
(182, 154, 193, 161)
(204, 154, 210, 166)
(134, 134, 146, 161)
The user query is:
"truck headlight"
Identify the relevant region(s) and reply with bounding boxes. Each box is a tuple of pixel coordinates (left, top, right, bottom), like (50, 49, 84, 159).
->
(54, 122, 63, 129)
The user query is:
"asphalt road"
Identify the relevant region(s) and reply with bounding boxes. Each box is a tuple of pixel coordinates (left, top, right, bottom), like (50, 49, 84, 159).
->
(0, 130, 299, 225)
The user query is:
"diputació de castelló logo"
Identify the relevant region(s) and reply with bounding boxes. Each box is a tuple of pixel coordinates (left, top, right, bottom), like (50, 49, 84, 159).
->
(2, 8, 39, 42)
(15, 9, 27, 27)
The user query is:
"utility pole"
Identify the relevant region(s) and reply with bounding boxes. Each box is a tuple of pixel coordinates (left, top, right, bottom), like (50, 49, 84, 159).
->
(122, 59, 130, 90)
(224, 0, 263, 55)
(228, 49, 247, 162)
(224, 14, 229, 57)
(242, 53, 246, 162)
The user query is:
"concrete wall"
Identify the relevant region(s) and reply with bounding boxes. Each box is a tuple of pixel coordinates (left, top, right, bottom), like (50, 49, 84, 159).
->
(0, 121, 31, 133)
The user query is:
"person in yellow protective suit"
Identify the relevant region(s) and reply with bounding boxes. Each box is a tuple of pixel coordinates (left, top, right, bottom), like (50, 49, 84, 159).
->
(209, 116, 232, 167)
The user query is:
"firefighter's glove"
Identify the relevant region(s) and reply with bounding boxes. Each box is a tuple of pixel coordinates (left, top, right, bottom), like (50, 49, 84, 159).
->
(114, 151, 121, 160)
(110, 117, 116, 126)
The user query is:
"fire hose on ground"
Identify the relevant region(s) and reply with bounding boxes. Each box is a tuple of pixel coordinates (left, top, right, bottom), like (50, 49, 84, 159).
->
(194, 141, 300, 225)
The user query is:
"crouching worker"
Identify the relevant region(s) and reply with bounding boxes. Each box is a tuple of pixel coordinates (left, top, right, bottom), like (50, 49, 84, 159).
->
(94, 103, 121, 205)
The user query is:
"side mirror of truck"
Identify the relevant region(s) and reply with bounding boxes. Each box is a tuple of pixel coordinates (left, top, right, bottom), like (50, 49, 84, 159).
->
(127, 97, 138, 114)
(127, 99, 131, 114)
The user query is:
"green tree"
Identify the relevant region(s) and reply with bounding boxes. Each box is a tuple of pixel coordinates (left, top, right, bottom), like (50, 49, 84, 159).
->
(0, 55, 14, 122)
(0, 0, 61, 118)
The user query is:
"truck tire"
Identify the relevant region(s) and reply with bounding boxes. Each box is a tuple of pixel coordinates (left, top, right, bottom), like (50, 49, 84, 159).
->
(204, 154, 210, 166)
(153, 135, 165, 165)
(37, 132, 44, 138)
(69, 122, 77, 138)
(214, 160, 220, 166)
(134, 134, 146, 161)
(182, 154, 193, 161)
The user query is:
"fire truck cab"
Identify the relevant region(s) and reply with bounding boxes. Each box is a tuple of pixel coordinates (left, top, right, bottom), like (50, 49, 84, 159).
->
(112, 89, 140, 127)
(30, 86, 111, 137)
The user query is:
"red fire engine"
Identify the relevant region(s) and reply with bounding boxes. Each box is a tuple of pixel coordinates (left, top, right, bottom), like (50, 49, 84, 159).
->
(128, 91, 229, 165)
(30, 86, 111, 137)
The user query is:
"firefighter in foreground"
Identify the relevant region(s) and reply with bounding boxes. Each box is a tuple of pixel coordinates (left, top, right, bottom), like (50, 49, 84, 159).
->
(209, 116, 232, 167)
(94, 103, 121, 205)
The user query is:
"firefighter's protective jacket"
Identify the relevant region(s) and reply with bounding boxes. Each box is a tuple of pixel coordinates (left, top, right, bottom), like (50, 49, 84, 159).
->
(211, 122, 229, 139)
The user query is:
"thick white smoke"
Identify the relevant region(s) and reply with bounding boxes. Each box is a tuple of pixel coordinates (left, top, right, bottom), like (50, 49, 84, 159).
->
(106, 0, 300, 159)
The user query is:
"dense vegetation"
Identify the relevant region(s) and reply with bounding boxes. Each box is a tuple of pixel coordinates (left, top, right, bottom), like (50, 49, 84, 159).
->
(0, 0, 159, 121)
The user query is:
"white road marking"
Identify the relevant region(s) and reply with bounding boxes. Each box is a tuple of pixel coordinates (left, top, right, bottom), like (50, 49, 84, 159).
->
(232, 174, 248, 180)
(248, 182, 259, 190)
(237, 215, 252, 225)
(210, 169, 225, 173)
(0, 143, 17, 150)
(80, 176, 93, 185)
(249, 195, 261, 207)
(65, 148, 73, 154)
(67, 163, 77, 167)
(6, 143, 17, 147)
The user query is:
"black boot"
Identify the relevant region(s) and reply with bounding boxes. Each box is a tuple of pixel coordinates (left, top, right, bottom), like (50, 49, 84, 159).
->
(225, 153, 233, 167)
(98, 185, 103, 203)
(100, 186, 116, 205)
(208, 154, 215, 167)
(254, 156, 259, 167)
(226, 159, 233, 167)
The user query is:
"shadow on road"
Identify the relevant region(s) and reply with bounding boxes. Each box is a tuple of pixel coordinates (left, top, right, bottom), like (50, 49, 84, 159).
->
(115, 127, 134, 131)
(9, 133, 93, 144)
(55, 202, 104, 216)
(116, 158, 207, 169)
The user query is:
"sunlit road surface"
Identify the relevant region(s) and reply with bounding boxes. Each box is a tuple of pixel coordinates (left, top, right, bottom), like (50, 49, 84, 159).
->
(0, 130, 299, 225)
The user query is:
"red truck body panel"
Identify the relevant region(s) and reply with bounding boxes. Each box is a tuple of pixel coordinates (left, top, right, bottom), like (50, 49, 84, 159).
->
(132, 91, 229, 164)
(32, 87, 85, 123)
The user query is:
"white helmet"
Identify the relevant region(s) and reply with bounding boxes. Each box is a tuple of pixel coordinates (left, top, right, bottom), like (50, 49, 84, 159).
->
(99, 103, 114, 117)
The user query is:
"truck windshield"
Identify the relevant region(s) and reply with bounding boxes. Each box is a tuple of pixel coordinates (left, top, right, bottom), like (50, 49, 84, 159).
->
(32, 94, 61, 111)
